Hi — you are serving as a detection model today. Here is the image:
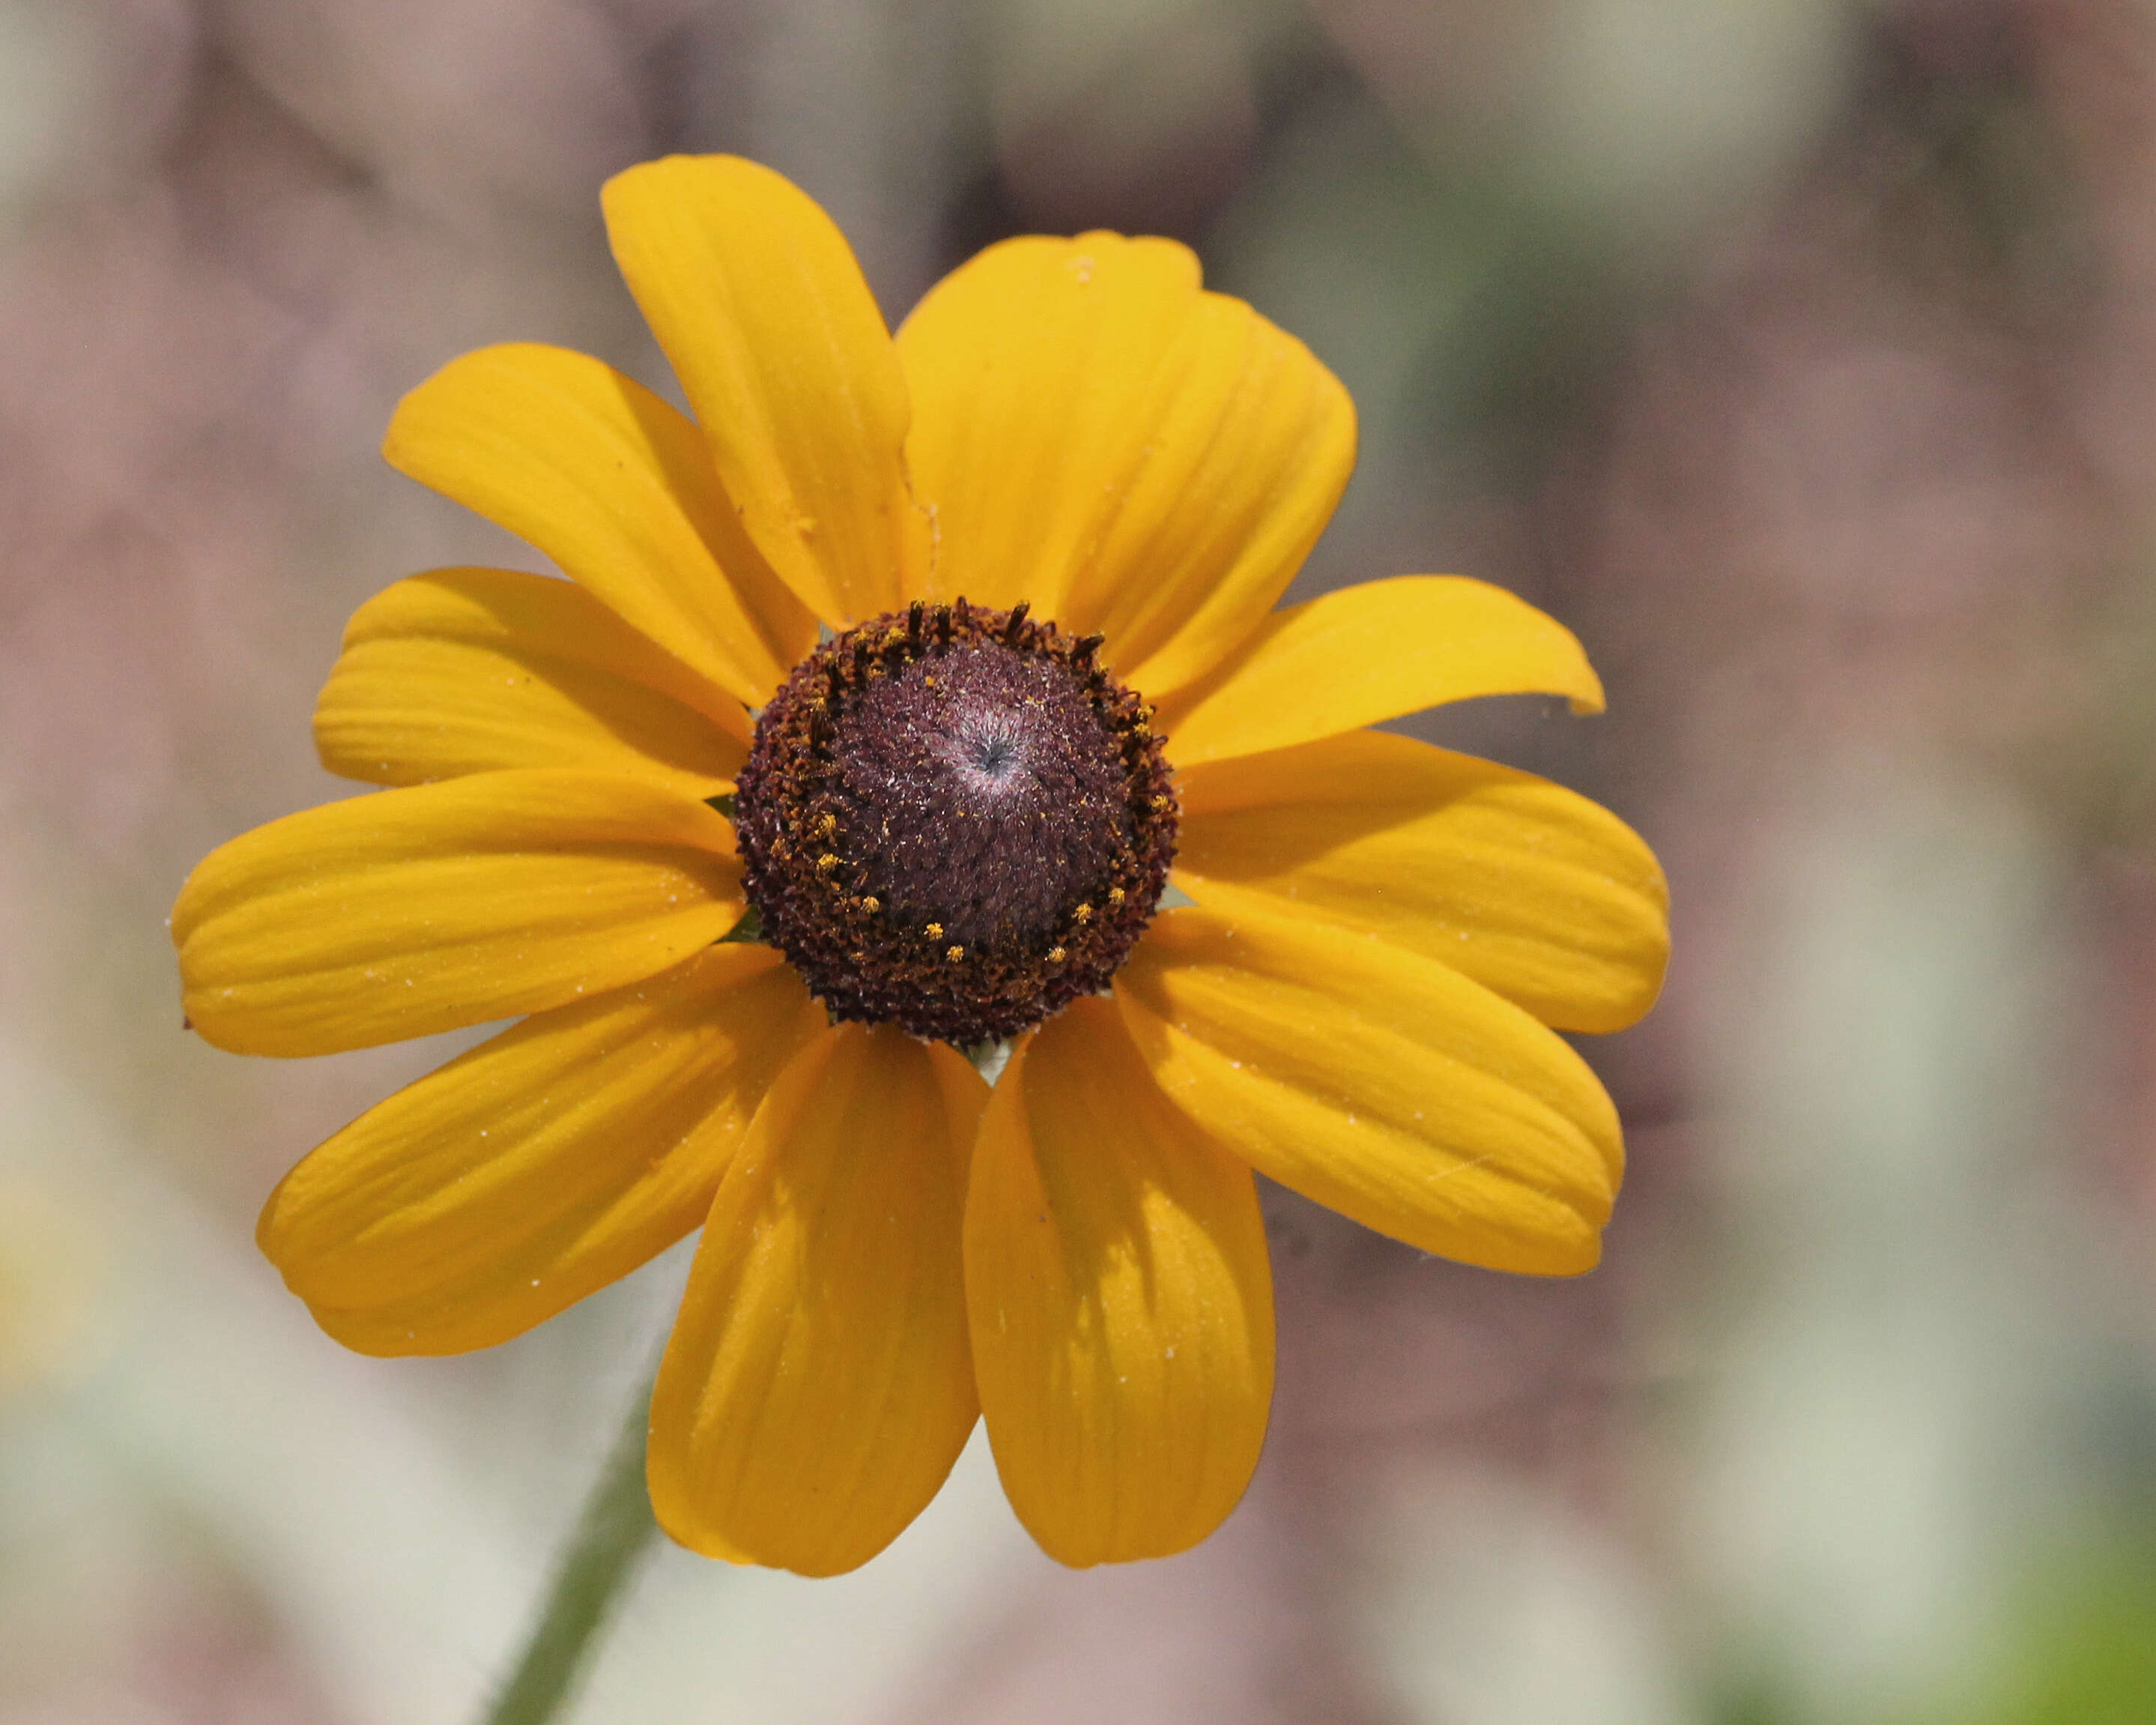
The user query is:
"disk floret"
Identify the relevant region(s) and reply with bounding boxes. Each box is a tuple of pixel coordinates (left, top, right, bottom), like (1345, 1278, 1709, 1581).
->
(732, 599, 1179, 1044)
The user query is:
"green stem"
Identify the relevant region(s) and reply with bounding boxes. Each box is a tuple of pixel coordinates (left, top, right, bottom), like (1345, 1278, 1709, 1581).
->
(479, 1362, 662, 1725)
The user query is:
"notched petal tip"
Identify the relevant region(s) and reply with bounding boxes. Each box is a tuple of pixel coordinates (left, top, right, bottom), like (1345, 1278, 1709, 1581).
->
(895, 235, 1351, 663)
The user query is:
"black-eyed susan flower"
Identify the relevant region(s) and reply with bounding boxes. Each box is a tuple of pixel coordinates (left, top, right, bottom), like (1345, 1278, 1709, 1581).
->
(173, 157, 1668, 1577)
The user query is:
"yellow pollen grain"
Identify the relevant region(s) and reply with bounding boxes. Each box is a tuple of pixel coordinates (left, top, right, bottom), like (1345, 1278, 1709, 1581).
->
(860, 895, 879, 915)
(946, 945, 964, 962)
(1106, 886, 1126, 907)
(925, 921, 943, 940)
(816, 853, 840, 875)
(1047, 945, 1066, 964)
(814, 812, 837, 839)
(1072, 904, 1091, 924)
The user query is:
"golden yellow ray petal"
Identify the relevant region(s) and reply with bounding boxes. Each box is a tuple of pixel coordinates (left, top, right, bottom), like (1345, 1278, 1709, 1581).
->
(967, 1000, 1274, 1566)
(895, 233, 1199, 617)
(384, 342, 813, 704)
(263, 947, 826, 1356)
(897, 234, 1352, 674)
(314, 567, 750, 794)
(604, 155, 926, 626)
(173, 769, 743, 1057)
(1154, 576, 1605, 767)
(1176, 730, 1668, 1033)
(647, 1024, 984, 1576)
(1115, 905, 1622, 1275)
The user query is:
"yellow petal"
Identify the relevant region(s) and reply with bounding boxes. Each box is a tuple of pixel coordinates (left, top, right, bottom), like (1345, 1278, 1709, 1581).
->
(1154, 576, 1606, 767)
(261, 946, 826, 1356)
(604, 156, 925, 625)
(1115, 905, 1621, 1275)
(313, 567, 750, 794)
(894, 233, 1200, 618)
(174, 770, 742, 1057)
(1176, 730, 1668, 1033)
(966, 999, 1274, 1566)
(384, 342, 814, 703)
(648, 1024, 985, 1576)
(897, 234, 1353, 683)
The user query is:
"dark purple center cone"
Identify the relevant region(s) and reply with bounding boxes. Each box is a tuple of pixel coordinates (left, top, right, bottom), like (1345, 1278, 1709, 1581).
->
(730, 600, 1178, 1045)
(829, 641, 1129, 952)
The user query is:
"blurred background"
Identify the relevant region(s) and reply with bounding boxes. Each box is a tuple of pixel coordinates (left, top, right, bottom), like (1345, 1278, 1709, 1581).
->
(4, 0, 2155, 1719)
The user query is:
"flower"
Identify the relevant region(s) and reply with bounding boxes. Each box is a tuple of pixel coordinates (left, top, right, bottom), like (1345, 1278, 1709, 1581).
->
(172, 156, 1669, 1577)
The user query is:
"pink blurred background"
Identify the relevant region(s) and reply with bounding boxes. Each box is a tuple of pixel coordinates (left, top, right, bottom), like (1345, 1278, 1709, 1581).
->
(6, 1, 2156, 1721)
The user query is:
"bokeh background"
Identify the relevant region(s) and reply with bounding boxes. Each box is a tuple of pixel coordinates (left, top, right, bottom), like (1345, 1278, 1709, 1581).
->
(7, 0, 2156, 1719)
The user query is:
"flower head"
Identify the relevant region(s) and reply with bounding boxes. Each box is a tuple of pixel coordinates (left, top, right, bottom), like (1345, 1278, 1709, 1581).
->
(172, 157, 1669, 1575)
